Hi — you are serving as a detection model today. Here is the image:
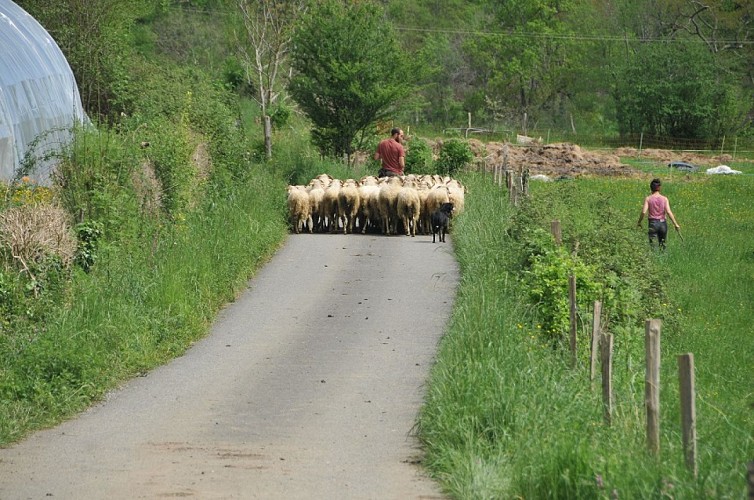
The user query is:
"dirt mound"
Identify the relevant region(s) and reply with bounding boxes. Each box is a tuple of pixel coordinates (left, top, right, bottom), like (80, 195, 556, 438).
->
(473, 140, 638, 178)
(615, 147, 735, 167)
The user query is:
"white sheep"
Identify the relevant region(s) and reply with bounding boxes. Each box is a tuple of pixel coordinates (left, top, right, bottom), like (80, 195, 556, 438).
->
(307, 178, 326, 232)
(286, 185, 312, 234)
(377, 176, 403, 235)
(338, 178, 361, 234)
(313, 173, 334, 187)
(396, 178, 422, 237)
(358, 175, 381, 234)
(415, 180, 432, 234)
(322, 178, 342, 233)
(446, 178, 466, 216)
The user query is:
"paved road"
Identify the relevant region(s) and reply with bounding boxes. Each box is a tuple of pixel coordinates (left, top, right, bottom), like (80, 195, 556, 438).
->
(0, 232, 459, 499)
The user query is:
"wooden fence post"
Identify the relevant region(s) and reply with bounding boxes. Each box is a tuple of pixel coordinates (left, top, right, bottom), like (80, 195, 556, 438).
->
(590, 301, 602, 382)
(678, 353, 698, 478)
(601, 333, 614, 425)
(503, 144, 509, 187)
(551, 220, 562, 245)
(508, 175, 516, 205)
(645, 319, 662, 455)
(637, 131, 644, 159)
(569, 274, 577, 367)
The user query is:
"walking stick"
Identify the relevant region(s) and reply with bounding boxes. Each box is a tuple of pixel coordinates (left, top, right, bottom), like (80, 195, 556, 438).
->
(674, 225, 685, 242)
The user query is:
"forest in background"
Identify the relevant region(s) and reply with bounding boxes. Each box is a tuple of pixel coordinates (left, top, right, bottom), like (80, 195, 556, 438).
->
(386, 0, 754, 146)
(14, 0, 754, 153)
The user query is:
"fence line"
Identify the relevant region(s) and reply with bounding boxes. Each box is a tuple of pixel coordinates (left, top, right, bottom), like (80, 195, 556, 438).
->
(447, 123, 754, 157)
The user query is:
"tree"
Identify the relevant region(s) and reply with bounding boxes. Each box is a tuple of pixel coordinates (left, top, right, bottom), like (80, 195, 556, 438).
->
(16, 0, 152, 121)
(604, 0, 752, 139)
(460, 0, 581, 131)
(613, 40, 746, 143)
(288, 0, 417, 164)
(234, 0, 306, 159)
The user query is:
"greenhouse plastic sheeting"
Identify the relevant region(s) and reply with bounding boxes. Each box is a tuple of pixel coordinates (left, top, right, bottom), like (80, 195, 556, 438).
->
(0, 0, 88, 184)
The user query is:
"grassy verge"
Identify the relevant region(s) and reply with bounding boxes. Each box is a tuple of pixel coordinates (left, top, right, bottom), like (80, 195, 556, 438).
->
(420, 167, 753, 498)
(0, 165, 288, 445)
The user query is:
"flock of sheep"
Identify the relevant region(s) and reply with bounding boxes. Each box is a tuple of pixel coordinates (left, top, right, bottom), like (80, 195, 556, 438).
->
(286, 173, 466, 237)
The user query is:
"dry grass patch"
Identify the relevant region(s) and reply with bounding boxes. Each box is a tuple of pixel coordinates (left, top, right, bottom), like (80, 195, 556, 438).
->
(0, 204, 77, 273)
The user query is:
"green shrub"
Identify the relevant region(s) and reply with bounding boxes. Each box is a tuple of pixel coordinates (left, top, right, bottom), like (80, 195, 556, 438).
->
(141, 111, 198, 220)
(54, 126, 143, 240)
(508, 180, 670, 348)
(519, 228, 601, 341)
(74, 220, 104, 272)
(269, 103, 291, 130)
(405, 136, 433, 175)
(436, 139, 473, 176)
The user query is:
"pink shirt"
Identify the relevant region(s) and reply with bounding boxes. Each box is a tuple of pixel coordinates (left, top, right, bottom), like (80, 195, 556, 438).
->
(645, 194, 668, 220)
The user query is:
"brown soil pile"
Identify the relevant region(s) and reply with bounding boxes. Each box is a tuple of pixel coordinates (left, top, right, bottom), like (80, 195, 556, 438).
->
(614, 147, 736, 167)
(468, 139, 638, 178)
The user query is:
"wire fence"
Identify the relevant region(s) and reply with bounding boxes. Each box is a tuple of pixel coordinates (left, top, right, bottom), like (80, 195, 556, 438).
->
(439, 126, 754, 161)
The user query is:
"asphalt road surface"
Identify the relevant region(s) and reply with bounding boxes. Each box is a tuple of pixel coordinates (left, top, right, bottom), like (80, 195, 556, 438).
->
(0, 232, 459, 499)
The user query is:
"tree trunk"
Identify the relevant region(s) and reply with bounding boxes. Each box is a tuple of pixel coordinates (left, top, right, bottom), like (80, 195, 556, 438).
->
(264, 115, 272, 159)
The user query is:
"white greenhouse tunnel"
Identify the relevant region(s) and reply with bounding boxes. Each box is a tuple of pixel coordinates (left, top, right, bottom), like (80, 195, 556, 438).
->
(0, 0, 88, 185)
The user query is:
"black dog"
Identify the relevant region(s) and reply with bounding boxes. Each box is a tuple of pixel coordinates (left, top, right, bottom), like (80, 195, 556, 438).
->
(431, 202, 454, 243)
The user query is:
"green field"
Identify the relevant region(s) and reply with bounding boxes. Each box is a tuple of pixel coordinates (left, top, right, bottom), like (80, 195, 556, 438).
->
(419, 163, 754, 498)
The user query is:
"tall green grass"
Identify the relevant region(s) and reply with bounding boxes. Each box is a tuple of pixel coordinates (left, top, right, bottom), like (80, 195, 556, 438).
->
(0, 165, 288, 445)
(420, 169, 753, 498)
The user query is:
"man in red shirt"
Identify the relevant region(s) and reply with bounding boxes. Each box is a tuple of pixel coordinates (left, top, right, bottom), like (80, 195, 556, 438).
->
(374, 127, 405, 177)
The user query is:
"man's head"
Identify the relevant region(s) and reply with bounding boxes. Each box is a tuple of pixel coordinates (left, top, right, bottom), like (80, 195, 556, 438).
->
(391, 127, 404, 143)
(650, 178, 662, 192)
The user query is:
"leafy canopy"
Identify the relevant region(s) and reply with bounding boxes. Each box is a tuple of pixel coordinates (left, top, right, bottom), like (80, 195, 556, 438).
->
(288, 0, 417, 161)
(613, 41, 748, 142)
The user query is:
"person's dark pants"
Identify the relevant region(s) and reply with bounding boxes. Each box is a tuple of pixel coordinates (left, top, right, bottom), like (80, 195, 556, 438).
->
(378, 168, 399, 178)
(648, 218, 668, 250)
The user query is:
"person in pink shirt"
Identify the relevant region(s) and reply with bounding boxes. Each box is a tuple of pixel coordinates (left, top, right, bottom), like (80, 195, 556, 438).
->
(637, 178, 680, 250)
(374, 127, 405, 177)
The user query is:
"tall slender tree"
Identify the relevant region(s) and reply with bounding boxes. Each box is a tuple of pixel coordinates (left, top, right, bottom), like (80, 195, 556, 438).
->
(234, 0, 306, 159)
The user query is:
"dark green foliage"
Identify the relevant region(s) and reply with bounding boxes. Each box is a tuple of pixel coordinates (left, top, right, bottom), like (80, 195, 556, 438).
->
(17, 0, 154, 121)
(74, 220, 104, 272)
(288, 0, 419, 162)
(405, 137, 434, 175)
(221, 57, 255, 97)
(436, 139, 473, 176)
(269, 103, 291, 130)
(613, 41, 750, 144)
